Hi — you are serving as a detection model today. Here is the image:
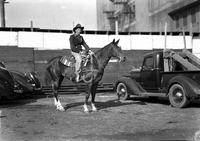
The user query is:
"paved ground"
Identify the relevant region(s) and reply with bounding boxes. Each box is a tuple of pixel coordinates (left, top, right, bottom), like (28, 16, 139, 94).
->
(1, 92, 200, 141)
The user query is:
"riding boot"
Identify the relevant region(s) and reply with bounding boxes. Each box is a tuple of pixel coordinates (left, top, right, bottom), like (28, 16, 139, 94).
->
(76, 73, 80, 82)
(75, 70, 80, 82)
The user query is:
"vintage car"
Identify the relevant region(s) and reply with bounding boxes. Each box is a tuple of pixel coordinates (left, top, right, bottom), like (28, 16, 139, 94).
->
(0, 62, 41, 100)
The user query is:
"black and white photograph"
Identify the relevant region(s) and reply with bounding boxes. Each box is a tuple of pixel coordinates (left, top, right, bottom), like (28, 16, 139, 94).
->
(1, 0, 200, 140)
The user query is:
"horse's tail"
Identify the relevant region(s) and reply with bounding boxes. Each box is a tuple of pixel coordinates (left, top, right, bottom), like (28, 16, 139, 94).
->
(44, 68, 52, 86)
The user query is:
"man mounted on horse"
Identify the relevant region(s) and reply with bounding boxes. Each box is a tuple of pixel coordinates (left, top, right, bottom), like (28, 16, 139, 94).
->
(45, 23, 126, 112)
(68, 24, 94, 82)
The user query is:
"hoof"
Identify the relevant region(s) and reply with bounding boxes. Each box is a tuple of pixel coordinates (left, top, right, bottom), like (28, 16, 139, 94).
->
(92, 108, 97, 112)
(83, 104, 89, 113)
(91, 104, 97, 112)
(84, 109, 89, 113)
(56, 106, 65, 111)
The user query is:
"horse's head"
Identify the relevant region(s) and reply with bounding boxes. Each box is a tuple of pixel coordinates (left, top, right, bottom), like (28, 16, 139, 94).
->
(110, 39, 126, 62)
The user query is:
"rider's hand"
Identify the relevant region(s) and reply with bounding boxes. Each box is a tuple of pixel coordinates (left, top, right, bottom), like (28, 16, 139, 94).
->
(88, 50, 94, 55)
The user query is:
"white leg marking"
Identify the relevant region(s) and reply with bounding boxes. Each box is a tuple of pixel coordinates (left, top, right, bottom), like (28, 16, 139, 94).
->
(54, 98, 58, 106)
(56, 99, 65, 111)
(91, 103, 97, 112)
(83, 104, 89, 113)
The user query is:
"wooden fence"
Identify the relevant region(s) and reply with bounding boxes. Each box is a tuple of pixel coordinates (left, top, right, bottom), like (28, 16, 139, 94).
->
(0, 46, 153, 86)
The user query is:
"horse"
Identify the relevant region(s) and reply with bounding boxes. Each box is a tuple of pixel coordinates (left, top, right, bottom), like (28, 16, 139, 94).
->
(44, 39, 126, 112)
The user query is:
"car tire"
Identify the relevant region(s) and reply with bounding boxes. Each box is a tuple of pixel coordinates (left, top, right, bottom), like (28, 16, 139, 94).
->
(169, 84, 190, 108)
(116, 82, 130, 101)
(6, 93, 19, 100)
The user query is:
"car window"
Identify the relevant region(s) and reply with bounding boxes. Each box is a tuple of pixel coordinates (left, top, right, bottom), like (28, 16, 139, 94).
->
(143, 57, 154, 69)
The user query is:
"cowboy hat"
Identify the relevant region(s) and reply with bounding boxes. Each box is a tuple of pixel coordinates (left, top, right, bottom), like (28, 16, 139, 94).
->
(73, 24, 84, 32)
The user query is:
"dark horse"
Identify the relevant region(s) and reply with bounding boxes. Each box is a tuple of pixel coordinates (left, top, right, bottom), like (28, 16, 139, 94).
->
(45, 39, 126, 112)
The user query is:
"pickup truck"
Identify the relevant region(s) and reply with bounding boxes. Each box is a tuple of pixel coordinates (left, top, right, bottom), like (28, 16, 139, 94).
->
(115, 50, 200, 108)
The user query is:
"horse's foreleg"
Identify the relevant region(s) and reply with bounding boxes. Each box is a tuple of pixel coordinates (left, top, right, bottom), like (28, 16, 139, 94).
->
(52, 81, 65, 111)
(83, 85, 90, 113)
(91, 84, 98, 112)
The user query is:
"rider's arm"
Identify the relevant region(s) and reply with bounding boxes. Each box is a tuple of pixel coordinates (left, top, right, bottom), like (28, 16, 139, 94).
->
(69, 35, 77, 52)
(82, 37, 90, 52)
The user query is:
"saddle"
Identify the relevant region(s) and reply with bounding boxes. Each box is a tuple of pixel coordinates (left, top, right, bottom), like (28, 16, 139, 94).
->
(60, 56, 75, 67)
(60, 51, 89, 68)
(60, 52, 97, 83)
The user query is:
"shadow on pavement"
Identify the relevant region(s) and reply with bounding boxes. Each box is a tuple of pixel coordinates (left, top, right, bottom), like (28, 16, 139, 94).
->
(130, 96, 200, 108)
(96, 99, 146, 110)
(129, 97, 170, 106)
(65, 98, 147, 110)
(0, 94, 47, 108)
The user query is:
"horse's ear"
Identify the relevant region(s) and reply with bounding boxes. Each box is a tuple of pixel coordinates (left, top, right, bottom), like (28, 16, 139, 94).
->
(115, 39, 120, 45)
(112, 39, 115, 44)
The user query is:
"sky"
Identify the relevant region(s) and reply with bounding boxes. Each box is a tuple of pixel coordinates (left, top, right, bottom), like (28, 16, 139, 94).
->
(5, 0, 97, 30)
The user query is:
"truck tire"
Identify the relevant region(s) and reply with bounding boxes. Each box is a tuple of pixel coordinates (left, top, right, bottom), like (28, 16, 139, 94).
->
(169, 84, 190, 108)
(116, 82, 130, 101)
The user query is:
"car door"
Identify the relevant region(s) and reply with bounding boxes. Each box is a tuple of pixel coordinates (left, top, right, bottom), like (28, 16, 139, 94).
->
(140, 55, 158, 91)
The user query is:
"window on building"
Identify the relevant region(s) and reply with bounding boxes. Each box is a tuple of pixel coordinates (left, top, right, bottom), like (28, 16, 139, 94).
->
(183, 12, 187, 27)
(148, 0, 152, 11)
(175, 15, 180, 29)
(191, 9, 197, 24)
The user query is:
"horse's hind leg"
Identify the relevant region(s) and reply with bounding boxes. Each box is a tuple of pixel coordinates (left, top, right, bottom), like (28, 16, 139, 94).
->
(83, 85, 91, 113)
(91, 84, 98, 112)
(52, 77, 65, 111)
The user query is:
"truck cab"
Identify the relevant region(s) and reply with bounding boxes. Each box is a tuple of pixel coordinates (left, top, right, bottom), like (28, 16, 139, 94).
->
(139, 51, 163, 91)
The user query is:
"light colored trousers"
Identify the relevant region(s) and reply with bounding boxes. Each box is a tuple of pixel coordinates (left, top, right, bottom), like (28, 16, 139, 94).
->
(71, 51, 82, 72)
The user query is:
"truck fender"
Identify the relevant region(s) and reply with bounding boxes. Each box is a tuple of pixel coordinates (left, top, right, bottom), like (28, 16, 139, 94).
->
(115, 77, 146, 95)
(167, 75, 200, 99)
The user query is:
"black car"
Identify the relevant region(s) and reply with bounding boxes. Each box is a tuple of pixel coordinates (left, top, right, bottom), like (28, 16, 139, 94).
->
(0, 62, 41, 100)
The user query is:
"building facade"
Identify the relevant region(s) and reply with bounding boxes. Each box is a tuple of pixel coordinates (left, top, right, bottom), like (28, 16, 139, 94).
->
(96, 0, 200, 32)
(149, 0, 200, 32)
(96, 0, 135, 32)
(0, 0, 6, 27)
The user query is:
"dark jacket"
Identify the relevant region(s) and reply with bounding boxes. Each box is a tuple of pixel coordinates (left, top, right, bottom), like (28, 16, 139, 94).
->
(69, 34, 90, 53)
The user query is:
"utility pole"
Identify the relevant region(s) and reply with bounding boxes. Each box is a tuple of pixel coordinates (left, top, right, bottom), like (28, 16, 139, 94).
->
(0, 0, 8, 27)
(115, 19, 118, 35)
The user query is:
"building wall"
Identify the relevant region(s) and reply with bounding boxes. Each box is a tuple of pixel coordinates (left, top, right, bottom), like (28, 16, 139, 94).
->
(96, 0, 135, 32)
(148, 0, 200, 32)
(134, 0, 150, 32)
(97, 0, 200, 32)
(96, 0, 113, 31)
(0, 0, 5, 27)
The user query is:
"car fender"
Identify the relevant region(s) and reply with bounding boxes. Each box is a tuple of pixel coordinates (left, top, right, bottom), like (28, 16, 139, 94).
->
(28, 72, 41, 89)
(10, 71, 33, 92)
(0, 67, 15, 87)
(115, 77, 146, 95)
(167, 75, 200, 99)
(0, 79, 13, 97)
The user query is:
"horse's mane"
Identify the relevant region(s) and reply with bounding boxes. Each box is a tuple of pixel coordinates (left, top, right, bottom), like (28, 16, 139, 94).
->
(95, 42, 111, 55)
(48, 56, 62, 64)
(94, 42, 112, 60)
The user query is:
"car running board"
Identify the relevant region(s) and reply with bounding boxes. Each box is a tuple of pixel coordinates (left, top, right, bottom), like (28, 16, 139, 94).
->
(137, 92, 167, 98)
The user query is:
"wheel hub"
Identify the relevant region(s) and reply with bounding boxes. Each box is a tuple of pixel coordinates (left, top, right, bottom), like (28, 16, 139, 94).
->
(121, 88, 126, 93)
(176, 92, 183, 97)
